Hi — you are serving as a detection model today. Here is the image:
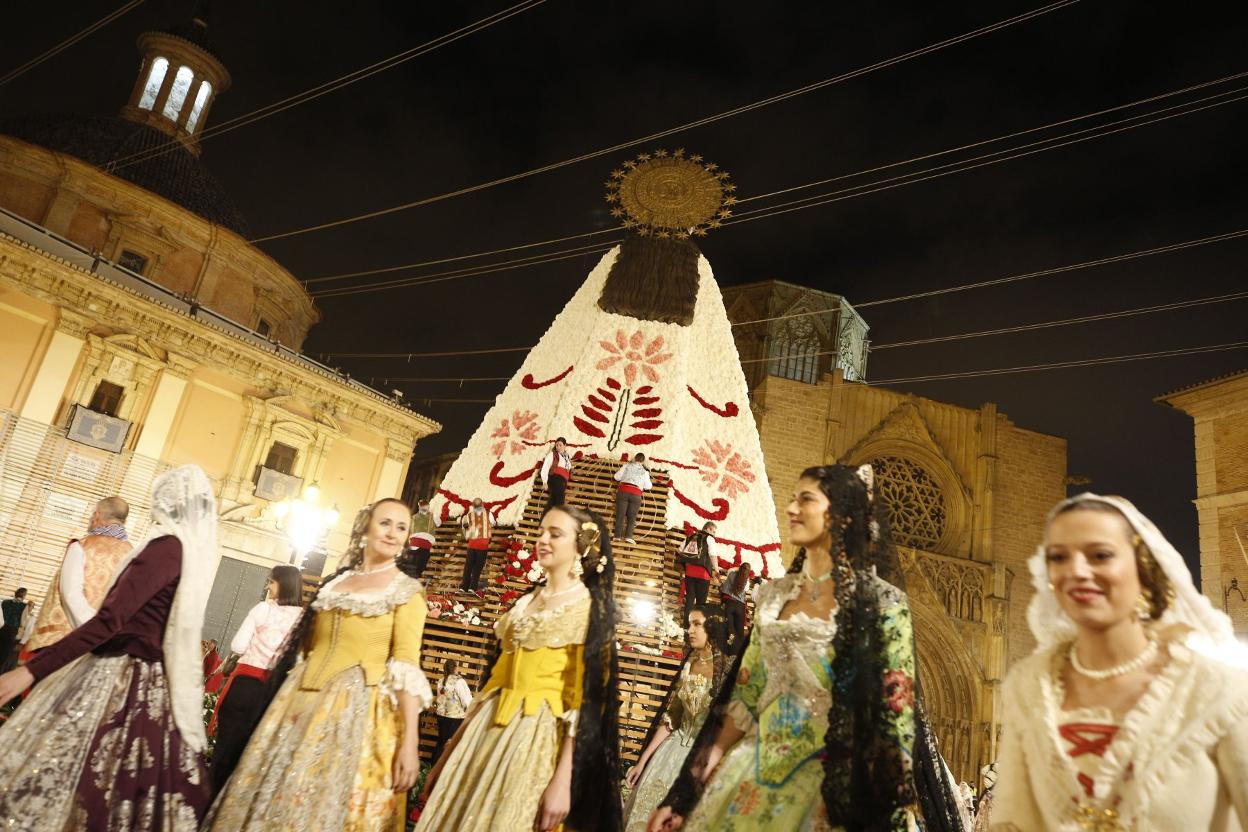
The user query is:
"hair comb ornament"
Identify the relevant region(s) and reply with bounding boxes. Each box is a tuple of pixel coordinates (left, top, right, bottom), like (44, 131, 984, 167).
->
(854, 464, 875, 501)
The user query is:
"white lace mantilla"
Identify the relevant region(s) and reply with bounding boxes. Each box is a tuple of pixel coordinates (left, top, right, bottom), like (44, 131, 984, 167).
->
(378, 658, 434, 709)
(312, 571, 424, 617)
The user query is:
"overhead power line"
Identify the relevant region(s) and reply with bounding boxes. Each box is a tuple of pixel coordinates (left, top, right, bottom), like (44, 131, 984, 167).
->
(870, 289, 1248, 349)
(310, 241, 614, 297)
(302, 68, 1248, 289)
(106, 0, 546, 171)
(249, 0, 1081, 244)
(308, 86, 1248, 300)
(346, 288, 1248, 385)
(869, 340, 1248, 385)
(313, 225, 1248, 361)
(399, 340, 1248, 405)
(0, 0, 145, 87)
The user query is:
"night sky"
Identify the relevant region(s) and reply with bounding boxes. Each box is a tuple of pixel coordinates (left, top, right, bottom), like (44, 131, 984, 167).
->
(5, 1, 1246, 578)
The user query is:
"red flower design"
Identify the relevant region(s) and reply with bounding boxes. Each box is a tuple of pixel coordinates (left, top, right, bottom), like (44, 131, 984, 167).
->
(596, 329, 673, 386)
(489, 410, 540, 457)
(883, 669, 914, 714)
(690, 440, 757, 498)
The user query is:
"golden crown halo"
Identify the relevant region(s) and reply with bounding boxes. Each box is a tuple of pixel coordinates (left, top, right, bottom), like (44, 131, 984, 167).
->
(606, 148, 735, 239)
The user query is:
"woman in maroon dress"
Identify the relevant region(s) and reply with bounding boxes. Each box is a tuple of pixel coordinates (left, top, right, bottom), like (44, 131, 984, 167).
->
(0, 465, 219, 832)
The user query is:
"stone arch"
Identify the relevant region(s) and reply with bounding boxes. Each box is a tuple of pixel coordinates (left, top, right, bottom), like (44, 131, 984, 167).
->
(909, 594, 983, 784)
(842, 440, 973, 558)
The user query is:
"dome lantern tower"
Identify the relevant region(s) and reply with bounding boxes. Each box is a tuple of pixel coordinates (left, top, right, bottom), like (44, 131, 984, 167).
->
(120, 2, 230, 157)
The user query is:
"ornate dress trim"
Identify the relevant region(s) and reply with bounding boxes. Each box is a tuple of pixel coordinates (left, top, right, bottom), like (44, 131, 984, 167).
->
(378, 658, 434, 708)
(312, 571, 424, 617)
(499, 591, 591, 651)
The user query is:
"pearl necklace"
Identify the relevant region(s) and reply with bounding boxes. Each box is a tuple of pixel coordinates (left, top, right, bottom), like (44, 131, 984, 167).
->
(355, 560, 397, 576)
(801, 564, 834, 601)
(532, 582, 584, 610)
(1069, 633, 1158, 680)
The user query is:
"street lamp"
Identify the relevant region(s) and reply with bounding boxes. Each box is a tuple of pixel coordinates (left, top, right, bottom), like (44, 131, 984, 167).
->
(272, 483, 340, 569)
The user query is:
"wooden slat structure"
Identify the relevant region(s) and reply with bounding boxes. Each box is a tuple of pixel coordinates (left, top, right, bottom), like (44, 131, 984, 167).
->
(416, 458, 698, 764)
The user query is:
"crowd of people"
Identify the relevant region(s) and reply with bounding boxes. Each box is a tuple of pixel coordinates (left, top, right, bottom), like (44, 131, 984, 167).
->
(0, 454, 1243, 832)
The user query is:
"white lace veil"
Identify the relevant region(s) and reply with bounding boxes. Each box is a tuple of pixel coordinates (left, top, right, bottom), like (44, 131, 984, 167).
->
(1026, 493, 1239, 660)
(108, 464, 220, 751)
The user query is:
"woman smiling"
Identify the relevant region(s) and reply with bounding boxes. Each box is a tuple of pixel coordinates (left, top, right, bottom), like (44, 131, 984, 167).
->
(992, 494, 1248, 830)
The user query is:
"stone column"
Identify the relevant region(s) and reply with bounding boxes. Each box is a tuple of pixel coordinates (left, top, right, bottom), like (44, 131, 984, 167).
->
(219, 395, 268, 504)
(372, 437, 413, 502)
(971, 403, 998, 563)
(20, 310, 90, 424)
(133, 355, 195, 459)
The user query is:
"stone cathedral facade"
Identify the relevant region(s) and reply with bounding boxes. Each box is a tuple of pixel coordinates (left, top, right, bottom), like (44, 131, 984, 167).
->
(723, 279, 1068, 784)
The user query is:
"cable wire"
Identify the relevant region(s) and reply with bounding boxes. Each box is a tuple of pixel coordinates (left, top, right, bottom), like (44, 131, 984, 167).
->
(396, 340, 1248, 402)
(0, 0, 145, 87)
(304, 70, 1248, 291)
(313, 225, 1248, 360)
(105, 0, 546, 171)
(249, 1, 1081, 244)
(306, 82, 1248, 299)
(868, 340, 1248, 385)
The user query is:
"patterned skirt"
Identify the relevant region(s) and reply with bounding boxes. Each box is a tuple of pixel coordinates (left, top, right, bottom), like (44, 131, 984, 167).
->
(414, 693, 564, 832)
(623, 723, 704, 832)
(0, 653, 210, 832)
(201, 664, 404, 832)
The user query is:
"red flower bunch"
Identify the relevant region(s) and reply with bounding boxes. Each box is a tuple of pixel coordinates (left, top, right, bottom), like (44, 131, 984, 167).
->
(500, 538, 541, 584)
(883, 669, 914, 714)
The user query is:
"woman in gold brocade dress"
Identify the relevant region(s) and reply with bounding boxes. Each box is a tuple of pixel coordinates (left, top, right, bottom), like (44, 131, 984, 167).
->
(203, 498, 433, 832)
(416, 505, 622, 832)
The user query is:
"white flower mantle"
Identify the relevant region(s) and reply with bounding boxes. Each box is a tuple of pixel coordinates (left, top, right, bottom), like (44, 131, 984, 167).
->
(431, 246, 782, 577)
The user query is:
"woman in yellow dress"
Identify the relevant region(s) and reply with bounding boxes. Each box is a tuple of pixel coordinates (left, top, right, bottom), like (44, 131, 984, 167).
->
(416, 504, 621, 832)
(203, 498, 433, 832)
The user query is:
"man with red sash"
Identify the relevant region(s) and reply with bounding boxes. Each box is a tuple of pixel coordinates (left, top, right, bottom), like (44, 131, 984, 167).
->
(539, 437, 574, 510)
(612, 452, 652, 544)
(20, 496, 131, 662)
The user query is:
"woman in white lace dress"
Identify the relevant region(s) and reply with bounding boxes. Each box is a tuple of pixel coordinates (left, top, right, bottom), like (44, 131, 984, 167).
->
(203, 499, 433, 832)
(992, 494, 1248, 831)
(623, 606, 731, 832)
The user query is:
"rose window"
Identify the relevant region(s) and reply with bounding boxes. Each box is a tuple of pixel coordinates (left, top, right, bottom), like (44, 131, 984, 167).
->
(869, 456, 946, 550)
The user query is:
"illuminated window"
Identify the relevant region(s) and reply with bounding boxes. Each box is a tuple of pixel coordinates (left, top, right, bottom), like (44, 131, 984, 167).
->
(185, 80, 213, 133)
(138, 57, 168, 110)
(162, 65, 195, 121)
(89, 381, 125, 417)
(265, 442, 298, 475)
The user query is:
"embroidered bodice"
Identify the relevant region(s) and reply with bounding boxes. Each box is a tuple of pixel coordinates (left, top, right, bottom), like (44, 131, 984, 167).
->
(300, 571, 430, 705)
(500, 590, 591, 652)
(727, 574, 838, 785)
(664, 664, 715, 744)
(481, 590, 591, 727)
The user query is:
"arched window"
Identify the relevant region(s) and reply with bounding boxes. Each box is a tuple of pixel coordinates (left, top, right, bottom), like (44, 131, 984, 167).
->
(162, 65, 195, 121)
(185, 80, 213, 133)
(870, 455, 948, 550)
(767, 315, 822, 384)
(138, 57, 168, 110)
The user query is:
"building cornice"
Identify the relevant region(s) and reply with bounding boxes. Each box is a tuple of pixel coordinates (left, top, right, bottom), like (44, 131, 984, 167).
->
(0, 232, 440, 444)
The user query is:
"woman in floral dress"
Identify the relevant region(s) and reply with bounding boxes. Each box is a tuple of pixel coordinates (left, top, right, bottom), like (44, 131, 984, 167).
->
(650, 464, 964, 832)
(203, 498, 432, 832)
(623, 605, 730, 832)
